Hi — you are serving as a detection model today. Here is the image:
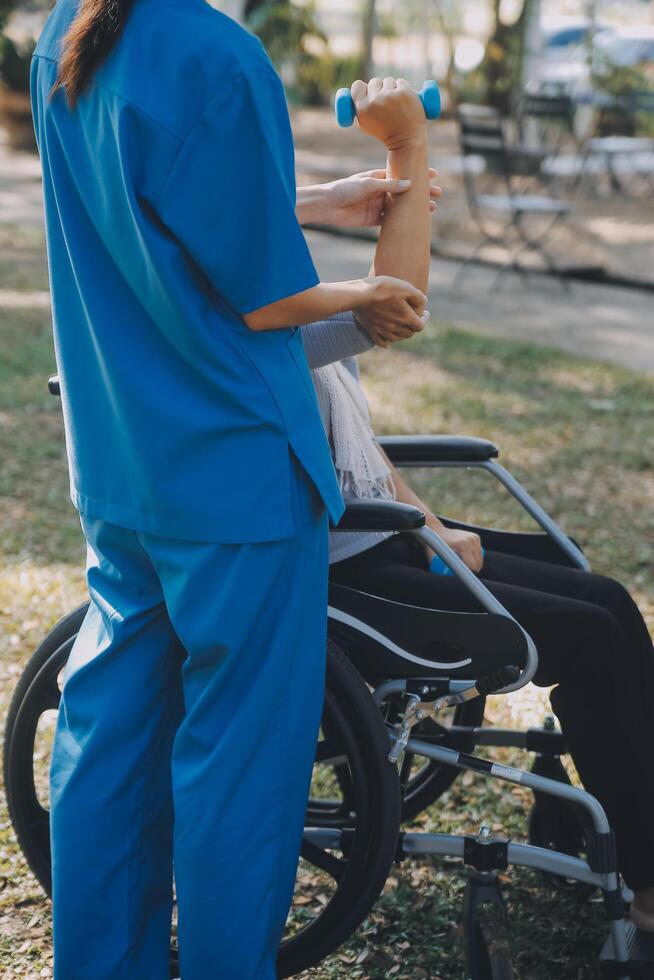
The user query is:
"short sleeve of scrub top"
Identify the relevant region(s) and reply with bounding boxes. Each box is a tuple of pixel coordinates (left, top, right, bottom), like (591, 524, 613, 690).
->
(155, 65, 319, 316)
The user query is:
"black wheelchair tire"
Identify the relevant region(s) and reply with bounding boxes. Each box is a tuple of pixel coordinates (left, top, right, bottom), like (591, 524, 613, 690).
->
(3, 602, 89, 892)
(278, 641, 401, 976)
(3, 611, 401, 978)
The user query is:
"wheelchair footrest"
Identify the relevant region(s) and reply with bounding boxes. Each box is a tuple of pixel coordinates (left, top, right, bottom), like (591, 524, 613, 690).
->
(601, 921, 654, 978)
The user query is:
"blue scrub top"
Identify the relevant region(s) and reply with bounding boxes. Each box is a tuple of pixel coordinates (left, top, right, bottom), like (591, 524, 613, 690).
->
(30, 0, 344, 542)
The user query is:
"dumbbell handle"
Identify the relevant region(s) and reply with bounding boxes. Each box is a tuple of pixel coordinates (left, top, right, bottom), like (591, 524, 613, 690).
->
(334, 80, 441, 128)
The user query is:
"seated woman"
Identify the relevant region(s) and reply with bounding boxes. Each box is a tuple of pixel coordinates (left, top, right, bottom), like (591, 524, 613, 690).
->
(303, 78, 654, 930)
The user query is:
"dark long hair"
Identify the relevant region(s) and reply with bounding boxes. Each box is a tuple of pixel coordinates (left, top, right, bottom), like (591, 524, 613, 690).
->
(50, 0, 137, 107)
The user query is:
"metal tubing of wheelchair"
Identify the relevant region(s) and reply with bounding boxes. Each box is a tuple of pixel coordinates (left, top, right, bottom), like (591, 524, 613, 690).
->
(371, 678, 476, 706)
(392, 455, 590, 572)
(400, 833, 605, 888)
(410, 526, 539, 692)
(403, 734, 613, 834)
(403, 734, 629, 964)
(303, 827, 629, 963)
(480, 461, 590, 571)
(303, 827, 344, 850)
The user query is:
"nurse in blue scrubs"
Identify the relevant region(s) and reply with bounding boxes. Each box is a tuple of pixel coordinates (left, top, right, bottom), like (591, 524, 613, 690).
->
(30, 1, 429, 977)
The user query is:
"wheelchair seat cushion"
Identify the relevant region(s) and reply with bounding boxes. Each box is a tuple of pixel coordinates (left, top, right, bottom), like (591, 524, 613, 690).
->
(328, 583, 528, 683)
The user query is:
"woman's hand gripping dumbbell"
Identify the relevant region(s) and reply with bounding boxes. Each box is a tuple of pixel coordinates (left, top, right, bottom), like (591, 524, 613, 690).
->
(335, 78, 441, 142)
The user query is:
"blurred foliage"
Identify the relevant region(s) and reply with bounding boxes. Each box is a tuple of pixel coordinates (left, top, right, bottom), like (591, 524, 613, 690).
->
(453, 0, 529, 115)
(0, 0, 14, 33)
(0, 34, 35, 92)
(245, 0, 337, 106)
(244, 0, 380, 106)
(592, 58, 654, 137)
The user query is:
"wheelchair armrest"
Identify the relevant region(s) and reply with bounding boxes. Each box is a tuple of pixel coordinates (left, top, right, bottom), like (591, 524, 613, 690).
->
(331, 499, 425, 532)
(377, 435, 499, 466)
(48, 375, 61, 396)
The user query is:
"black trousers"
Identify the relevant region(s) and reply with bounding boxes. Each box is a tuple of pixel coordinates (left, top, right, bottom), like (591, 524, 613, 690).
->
(330, 533, 654, 891)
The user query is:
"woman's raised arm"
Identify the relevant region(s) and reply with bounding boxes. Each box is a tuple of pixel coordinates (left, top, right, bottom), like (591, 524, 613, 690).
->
(351, 78, 433, 295)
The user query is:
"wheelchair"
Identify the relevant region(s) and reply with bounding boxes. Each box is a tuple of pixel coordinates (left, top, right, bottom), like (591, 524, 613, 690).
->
(3, 378, 653, 978)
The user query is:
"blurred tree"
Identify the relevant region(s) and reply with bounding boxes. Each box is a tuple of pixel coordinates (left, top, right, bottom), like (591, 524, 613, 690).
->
(1, 34, 33, 90)
(433, 0, 462, 112)
(360, 0, 376, 81)
(0, 0, 11, 31)
(243, 0, 331, 105)
(1, 0, 36, 94)
(0, 2, 37, 150)
(459, 0, 531, 114)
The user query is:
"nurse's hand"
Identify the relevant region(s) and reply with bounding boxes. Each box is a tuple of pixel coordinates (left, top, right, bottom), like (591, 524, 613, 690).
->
(324, 168, 441, 228)
(353, 275, 429, 347)
(295, 171, 441, 228)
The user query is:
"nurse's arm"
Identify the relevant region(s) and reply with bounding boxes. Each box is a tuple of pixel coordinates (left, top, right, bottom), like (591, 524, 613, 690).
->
(242, 277, 426, 332)
(295, 171, 441, 228)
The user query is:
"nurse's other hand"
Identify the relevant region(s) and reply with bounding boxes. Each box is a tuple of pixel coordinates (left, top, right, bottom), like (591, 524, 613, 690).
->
(351, 78, 426, 150)
(326, 168, 442, 228)
(353, 275, 429, 347)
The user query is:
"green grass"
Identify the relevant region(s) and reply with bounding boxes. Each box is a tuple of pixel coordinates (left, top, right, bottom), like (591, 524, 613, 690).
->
(0, 221, 653, 978)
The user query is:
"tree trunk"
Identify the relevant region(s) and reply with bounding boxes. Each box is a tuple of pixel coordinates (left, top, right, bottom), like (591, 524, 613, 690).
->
(361, 0, 376, 81)
(479, 0, 528, 114)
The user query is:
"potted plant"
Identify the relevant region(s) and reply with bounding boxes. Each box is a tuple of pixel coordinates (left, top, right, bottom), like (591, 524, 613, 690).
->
(1, 3, 40, 151)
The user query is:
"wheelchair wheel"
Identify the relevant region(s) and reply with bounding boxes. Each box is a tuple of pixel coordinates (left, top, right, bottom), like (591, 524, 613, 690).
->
(388, 697, 486, 823)
(280, 640, 401, 976)
(527, 755, 596, 899)
(3, 611, 401, 978)
(2, 603, 88, 891)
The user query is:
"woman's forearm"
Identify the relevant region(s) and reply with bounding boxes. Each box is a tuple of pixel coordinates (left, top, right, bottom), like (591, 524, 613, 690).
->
(370, 136, 431, 294)
(300, 313, 374, 369)
(378, 445, 440, 526)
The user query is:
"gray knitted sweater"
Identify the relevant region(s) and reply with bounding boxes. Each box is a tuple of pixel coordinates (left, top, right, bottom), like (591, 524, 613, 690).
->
(300, 313, 394, 565)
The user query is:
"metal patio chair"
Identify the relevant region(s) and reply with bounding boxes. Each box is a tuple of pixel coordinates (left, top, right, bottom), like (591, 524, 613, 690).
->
(456, 103, 573, 290)
(581, 90, 654, 196)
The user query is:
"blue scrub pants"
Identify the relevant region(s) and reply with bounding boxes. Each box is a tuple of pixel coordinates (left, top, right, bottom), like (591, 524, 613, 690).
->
(49, 452, 329, 979)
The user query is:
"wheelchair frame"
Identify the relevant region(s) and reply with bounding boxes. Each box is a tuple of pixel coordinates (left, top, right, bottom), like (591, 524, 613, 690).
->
(324, 434, 644, 978)
(21, 383, 647, 974)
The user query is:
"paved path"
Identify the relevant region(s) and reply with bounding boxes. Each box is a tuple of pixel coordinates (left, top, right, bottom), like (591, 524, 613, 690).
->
(0, 136, 43, 227)
(306, 228, 654, 375)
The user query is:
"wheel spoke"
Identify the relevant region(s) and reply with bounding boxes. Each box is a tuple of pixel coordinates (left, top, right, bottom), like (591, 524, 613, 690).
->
(315, 739, 346, 766)
(299, 839, 345, 882)
(308, 798, 345, 811)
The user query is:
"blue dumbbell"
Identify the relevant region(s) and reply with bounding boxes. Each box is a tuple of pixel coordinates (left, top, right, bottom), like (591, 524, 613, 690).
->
(334, 80, 441, 128)
(430, 548, 485, 576)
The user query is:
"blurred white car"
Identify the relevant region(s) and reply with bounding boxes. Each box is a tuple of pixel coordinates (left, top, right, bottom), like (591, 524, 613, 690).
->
(532, 22, 654, 99)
